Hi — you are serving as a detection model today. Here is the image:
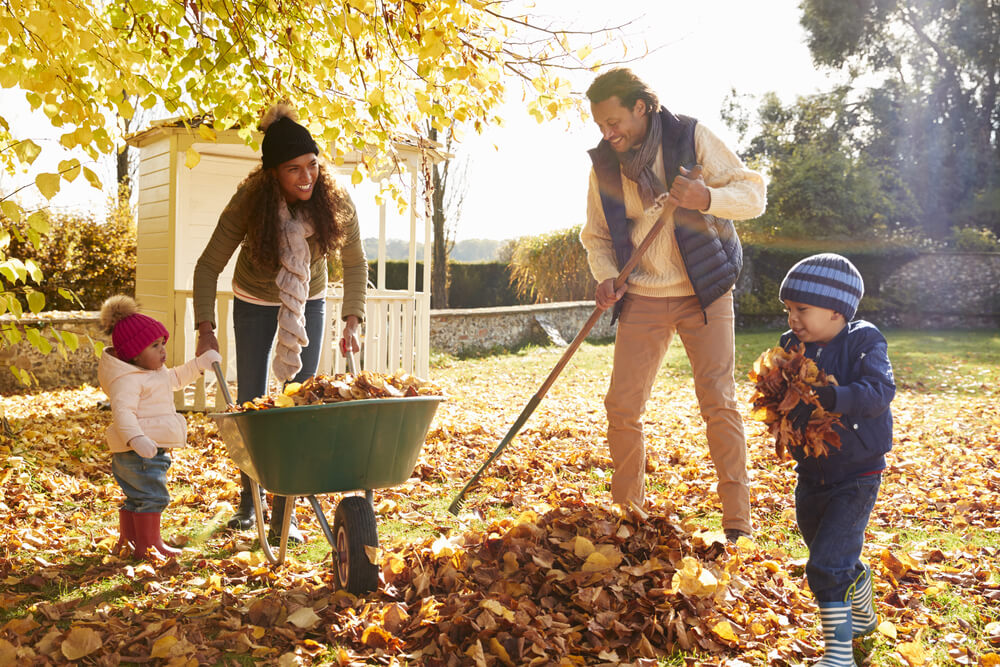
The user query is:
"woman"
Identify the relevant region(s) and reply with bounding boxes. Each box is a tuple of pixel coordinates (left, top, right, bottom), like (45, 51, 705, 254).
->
(193, 105, 367, 543)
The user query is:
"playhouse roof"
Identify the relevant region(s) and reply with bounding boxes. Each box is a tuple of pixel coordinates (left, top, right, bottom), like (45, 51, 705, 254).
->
(126, 116, 450, 163)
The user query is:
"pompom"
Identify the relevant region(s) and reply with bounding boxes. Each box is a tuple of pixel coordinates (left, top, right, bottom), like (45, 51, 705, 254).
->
(100, 295, 139, 335)
(259, 103, 298, 132)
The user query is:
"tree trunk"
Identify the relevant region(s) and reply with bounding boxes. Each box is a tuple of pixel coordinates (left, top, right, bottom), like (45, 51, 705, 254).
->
(116, 145, 131, 198)
(431, 166, 449, 308)
(427, 125, 450, 309)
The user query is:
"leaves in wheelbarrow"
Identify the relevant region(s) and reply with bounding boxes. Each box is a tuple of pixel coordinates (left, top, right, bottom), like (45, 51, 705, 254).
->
(232, 370, 444, 410)
(748, 344, 842, 459)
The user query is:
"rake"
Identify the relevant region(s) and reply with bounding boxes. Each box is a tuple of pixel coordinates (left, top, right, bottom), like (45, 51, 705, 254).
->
(447, 166, 701, 515)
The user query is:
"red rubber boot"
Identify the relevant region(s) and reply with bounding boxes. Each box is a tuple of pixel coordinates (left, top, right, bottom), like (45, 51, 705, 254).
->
(112, 508, 135, 556)
(132, 512, 181, 560)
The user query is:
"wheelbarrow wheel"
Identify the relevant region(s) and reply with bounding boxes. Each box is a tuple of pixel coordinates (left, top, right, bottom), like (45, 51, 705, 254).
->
(333, 496, 379, 594)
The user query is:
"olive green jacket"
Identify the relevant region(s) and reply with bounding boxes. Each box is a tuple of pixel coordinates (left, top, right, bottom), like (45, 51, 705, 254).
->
(192, 185, 367, 328)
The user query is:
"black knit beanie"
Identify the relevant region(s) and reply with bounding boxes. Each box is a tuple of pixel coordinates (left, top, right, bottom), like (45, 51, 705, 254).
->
(261, 114, 319, 169)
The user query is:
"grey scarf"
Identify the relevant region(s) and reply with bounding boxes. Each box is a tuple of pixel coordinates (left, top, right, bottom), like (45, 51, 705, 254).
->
(617, 109, 665, 210)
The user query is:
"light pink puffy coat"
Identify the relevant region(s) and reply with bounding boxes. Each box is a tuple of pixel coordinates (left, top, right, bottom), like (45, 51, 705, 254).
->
(97, 349, 203, 453)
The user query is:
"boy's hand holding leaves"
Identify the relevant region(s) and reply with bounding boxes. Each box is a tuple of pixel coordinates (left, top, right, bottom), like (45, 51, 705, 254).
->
(788, 385, 836, 431)
(749, 345, 842, 460)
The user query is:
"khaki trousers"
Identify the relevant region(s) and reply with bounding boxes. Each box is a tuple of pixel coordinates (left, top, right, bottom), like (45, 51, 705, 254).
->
(605, 291, 752, 533)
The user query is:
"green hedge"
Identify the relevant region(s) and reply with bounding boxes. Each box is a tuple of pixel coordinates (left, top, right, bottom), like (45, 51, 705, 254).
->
(5, 200, 136, 311)
(370, 243, 924, 313)
(367, 260, 526, 309)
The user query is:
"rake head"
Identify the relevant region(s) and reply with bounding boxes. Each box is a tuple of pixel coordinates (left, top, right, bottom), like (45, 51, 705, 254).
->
(447, 476, 479, 515)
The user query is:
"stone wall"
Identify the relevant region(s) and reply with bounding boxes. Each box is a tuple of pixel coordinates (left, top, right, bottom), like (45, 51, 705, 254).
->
(0, 303, 614, 393)
(880, 252, 1000, 328)
(3, 252, 998, 391)
(429, 301, 616, 355)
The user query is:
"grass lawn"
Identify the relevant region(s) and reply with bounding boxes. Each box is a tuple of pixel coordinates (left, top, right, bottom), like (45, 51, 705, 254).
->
(1, 328, 998, 665)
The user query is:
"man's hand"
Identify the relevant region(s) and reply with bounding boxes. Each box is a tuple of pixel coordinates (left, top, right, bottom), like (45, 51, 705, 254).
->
(129, 435, 158, 458)
(595, 278, 627, 310)
(195, 321, 219, 357)
(339, 315, 361, 356)
(668, 165, 711, 211)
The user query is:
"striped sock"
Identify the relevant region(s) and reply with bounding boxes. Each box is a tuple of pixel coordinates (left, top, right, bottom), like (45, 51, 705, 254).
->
(851, 563, 877, 637)
(817, 602, 856, 666)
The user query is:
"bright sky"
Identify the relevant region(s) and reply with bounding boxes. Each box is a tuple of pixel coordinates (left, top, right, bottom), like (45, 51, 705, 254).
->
(3, 0, 846, 244)
(451, 0, 847, 241)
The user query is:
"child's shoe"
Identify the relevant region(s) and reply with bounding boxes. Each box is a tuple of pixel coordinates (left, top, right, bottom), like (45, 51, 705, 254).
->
(851, 563, 877, 637)
(132, 512, 181, 560)
(816, 600, 856, 666)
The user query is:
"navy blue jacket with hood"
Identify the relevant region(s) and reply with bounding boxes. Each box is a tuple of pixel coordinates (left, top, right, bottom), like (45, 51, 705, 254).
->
(780, 320, 895, 486)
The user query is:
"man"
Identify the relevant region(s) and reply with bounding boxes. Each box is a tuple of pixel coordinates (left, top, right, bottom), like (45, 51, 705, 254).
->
(580, 68, 766, 541)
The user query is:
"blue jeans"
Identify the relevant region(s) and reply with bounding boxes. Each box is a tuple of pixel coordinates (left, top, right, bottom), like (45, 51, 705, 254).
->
(112, 450, 172, 513)
(796, 474, 881, 602)
(233, 298, 326, 403)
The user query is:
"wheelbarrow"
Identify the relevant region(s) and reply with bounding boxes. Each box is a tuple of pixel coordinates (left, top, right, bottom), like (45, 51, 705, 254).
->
(209, 359, 443, 594)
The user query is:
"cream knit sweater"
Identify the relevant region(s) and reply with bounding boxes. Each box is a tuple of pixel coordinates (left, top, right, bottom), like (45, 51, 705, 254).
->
(580, 123, 766, 298)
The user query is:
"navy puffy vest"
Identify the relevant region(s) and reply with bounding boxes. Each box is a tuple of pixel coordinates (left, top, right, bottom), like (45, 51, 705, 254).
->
(588, 107, 743, 318)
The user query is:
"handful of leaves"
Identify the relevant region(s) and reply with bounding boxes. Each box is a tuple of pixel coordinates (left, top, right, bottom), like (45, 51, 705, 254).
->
(749, 344, 842, 460)
(232, 370, 444, 411)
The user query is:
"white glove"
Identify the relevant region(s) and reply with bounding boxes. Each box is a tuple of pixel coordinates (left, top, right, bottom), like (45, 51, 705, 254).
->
(129, 435, 158, 459)
(196, 349, 223, 372)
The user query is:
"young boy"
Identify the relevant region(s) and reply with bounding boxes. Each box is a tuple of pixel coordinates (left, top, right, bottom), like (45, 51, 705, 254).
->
(777, 253, 895, 666)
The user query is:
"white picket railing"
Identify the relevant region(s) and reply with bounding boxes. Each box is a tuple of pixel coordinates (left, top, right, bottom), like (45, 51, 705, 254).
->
(171, 287, 430, 411)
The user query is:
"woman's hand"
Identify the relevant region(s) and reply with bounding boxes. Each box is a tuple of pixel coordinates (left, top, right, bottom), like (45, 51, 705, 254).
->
(195, 321, 219, 357)
(339, 315, 361, 356)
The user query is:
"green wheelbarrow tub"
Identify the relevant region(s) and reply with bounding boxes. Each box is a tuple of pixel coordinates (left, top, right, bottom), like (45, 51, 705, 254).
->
(211, 396, 443, 497)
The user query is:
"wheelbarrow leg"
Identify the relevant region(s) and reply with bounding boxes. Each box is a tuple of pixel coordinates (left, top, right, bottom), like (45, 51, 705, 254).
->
(307, 496, 336, 548)
(249, 478, 291, 565)
(365, 489, 374, 511)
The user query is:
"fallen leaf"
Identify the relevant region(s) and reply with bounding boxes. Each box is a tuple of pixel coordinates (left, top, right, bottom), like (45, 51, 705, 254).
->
(712, 620, 739, 644)
(60, 626, 101, 660)
(580, 551, 612, 572)
(286, 607, 321, 630)
(573, 535, 595, 558)
(878, 620, 898, 640)
(151, 635, 179, 659)
(899, 640, 927, 666)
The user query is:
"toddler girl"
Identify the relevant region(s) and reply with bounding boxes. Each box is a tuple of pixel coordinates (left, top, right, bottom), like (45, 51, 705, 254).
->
(98, 295, 221, 560)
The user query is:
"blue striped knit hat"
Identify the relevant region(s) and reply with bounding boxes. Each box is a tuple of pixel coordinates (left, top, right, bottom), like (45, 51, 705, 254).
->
(779, 253, 864, 320)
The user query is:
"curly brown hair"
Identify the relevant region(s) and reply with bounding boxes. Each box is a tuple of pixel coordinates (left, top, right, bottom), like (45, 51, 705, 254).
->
(586, 67, 659, 113)
(233, 161, 353, 272)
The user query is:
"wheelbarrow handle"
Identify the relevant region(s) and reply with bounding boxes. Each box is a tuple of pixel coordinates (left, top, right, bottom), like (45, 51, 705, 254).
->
(212, 361, 235, 409)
